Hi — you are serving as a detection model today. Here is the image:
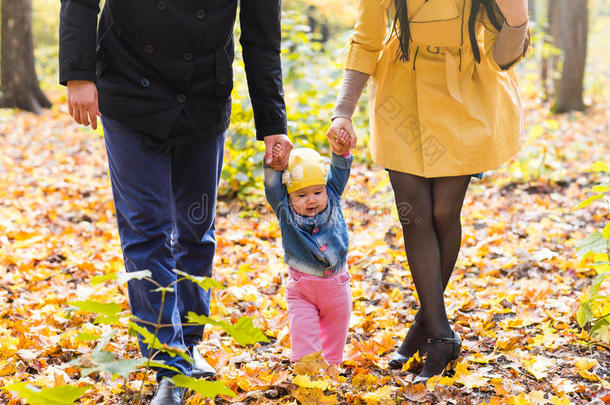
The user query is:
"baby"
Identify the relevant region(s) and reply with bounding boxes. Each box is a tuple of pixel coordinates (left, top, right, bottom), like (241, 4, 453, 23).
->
(264, 130, 353, 365)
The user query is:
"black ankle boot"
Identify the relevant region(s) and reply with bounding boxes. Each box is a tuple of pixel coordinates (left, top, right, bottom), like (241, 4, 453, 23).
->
(413, 331, 461, 385)
(150, 379, 186, 405)
(388, 320, 427, 370)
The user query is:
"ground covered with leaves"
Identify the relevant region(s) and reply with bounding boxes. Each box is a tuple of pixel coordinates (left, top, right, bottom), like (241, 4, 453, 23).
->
(0, 83, 608, 405)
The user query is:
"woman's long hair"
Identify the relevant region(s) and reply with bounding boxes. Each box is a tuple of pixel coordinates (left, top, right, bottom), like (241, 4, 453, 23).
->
(391, 0, 522, 63)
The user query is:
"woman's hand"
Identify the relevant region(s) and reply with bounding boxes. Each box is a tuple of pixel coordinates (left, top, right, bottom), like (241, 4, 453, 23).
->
(327, 117, 357, 149)
(494, 0, 529, 27)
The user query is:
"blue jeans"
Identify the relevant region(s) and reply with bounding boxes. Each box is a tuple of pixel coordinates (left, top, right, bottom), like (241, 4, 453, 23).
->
(102, 116, 225, 381)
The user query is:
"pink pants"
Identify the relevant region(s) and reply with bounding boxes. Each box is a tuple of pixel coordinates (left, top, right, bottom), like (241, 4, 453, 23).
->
(285, 267, 352, 364)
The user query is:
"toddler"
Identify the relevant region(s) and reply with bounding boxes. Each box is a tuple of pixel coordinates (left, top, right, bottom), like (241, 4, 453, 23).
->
(264, 131, 353, 365)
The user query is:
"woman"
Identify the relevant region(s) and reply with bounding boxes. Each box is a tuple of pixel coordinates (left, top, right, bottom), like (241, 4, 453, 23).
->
(329, 0, 529, 384)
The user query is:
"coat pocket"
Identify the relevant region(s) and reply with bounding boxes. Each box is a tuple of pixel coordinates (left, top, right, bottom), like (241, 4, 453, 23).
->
(96, 21, 121, 78)
(409, 0, 462, 48)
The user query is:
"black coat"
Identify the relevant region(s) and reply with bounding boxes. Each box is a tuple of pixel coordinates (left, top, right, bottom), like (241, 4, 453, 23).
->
(59, 0, 287, 142)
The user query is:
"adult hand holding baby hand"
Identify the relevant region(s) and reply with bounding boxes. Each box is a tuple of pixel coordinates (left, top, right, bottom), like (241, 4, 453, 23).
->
(264, 134, 293, 170)
(327, 117, 357, 156)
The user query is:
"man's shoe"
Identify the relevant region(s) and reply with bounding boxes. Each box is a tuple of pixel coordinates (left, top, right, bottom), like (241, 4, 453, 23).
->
(150, 379, 186, 405)
(190, 346, 216, 379)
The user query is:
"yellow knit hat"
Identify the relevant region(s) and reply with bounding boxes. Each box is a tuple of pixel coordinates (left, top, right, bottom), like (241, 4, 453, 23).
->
(282, 148, 327, 194)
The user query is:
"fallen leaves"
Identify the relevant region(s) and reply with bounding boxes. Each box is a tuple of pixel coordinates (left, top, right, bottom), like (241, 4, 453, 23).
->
(1, 78, 610, 404)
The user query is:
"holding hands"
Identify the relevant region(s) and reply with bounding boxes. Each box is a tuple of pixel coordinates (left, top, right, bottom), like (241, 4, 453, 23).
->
(264, 134, 293, 170)
(326, 117, 357, 156)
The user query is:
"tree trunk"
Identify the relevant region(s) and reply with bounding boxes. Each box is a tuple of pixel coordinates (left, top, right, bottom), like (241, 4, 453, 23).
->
(553, 0, 588, 112)
(528, 0, 536, 22)
(0, 0, 52, 113)
(541, 0, 556, 102)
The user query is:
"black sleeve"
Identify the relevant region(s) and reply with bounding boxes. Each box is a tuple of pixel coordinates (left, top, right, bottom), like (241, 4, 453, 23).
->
(59, 0, 101, 86)
(239, 0, 288, 140)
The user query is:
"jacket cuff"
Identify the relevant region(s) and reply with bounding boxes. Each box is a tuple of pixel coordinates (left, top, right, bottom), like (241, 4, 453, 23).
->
(330, 152, 354, 169)
(345, 40, 380, 75)
(59, 68, 97, 86)
(255, 108, 288, 140)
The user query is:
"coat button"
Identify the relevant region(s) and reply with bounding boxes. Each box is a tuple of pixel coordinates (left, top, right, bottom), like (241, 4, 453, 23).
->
(144, 44, 154, 54)
(219, 75, 228, 85)
(156, 1, 167, 11)
(320, 245, 327, 252)
(195, 9, 206, 19)
(183, 52, 193, 61)
(140, 78, 150, 88)
(177, 94, 186, 103)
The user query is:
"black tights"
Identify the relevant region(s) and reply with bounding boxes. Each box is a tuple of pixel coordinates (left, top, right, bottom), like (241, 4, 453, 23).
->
(388, 170, 471, 338)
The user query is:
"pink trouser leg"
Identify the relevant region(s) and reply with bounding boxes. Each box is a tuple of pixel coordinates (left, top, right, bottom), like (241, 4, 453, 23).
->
(286, 276, 323, 362)
(285, 268, 351, 364)
(318, 271, 351, 364)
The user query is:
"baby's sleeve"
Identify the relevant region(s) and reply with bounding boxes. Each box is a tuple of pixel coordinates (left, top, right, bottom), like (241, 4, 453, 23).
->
(263, 163, 288, 215)
(326, 152, 354, 197)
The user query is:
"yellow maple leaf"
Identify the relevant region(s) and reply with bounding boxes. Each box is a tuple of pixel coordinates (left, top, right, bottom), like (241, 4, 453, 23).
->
(522, 355, 553, 380)
(549, 395, 571, 405)
(293, 374, 330, 390)
(294, 352, 329, 376)
(360, 385, 395, 404)
(453, 362, 488, 389)
(401, 351, 422, 372)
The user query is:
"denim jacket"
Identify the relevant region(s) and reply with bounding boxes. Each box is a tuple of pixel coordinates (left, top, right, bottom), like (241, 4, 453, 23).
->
(264, 153, 353, 277)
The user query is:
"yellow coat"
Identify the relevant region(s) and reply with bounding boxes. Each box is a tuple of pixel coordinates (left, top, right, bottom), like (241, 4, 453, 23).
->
(346, 0, 526, 177)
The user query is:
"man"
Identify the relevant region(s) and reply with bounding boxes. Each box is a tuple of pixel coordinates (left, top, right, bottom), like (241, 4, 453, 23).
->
(59, 1, 292, 403)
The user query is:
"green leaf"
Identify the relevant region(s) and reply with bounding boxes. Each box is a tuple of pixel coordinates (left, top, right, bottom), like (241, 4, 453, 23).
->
(79, 351, 145, 380)
(576, 232, 608, 257)
(230, 317, 271, 346)
(187, 313, 269, 346)
(590, 272, 610, 297)
(2, 383, 91, 405)
(93, 315, 122, 326)
(118, 270, 153, 283)
(171, 375, 236, 398)
(603, 223, 610, 239)
(145, 361, 181, 374)
(575, 194, 604, 209)
(151, 286, 175, 293)
(76, 333, 101, 342)
(577, 302, 594, 328)
(91, 270, 152, 285)
(90, 273, 117, 285)
(128, 323, 191, 362)
(93, 330, 116, 353)
(67, 301, 122, 317)
(173, 270, 223, 290)
(590, 319, 610, 343)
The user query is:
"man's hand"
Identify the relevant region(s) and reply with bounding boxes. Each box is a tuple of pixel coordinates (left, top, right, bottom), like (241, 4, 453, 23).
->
(264, 134, 293, 171)
(494, 0, 528, 27)
(67, 80, 101, 130)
